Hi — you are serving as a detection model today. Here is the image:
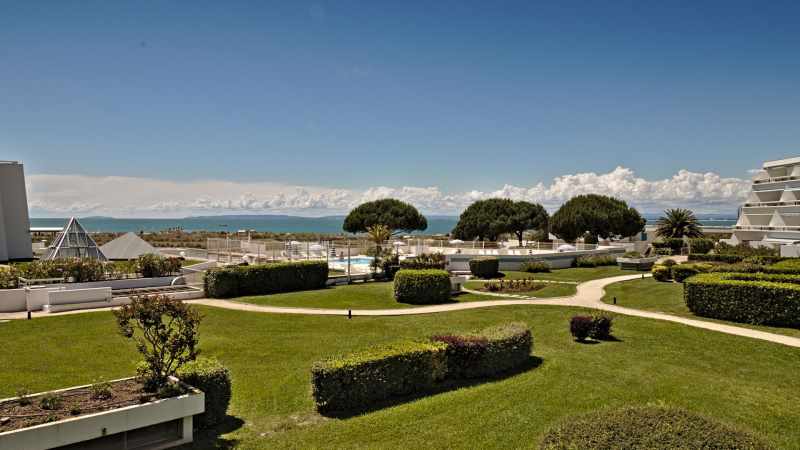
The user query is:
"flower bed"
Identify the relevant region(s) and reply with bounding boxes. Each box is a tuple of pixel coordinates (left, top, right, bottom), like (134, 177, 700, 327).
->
(0, 377, 204, 450)
(478, 278, 546, 294)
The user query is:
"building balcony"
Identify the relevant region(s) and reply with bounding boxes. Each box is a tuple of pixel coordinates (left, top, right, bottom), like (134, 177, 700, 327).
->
(743, 200, 800, 208)
(753, 175, 800, 185)
(734, 225, 800, 231)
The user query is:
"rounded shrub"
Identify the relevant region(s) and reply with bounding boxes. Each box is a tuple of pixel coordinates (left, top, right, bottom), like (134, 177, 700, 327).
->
(393, 269, 451, 304)
(569, 315, 593, 342)
(177, 357, 232, 429)
(671, 263, 712, 282)
(539, 405, 769, 450)
(469, 257, 499, 278)
(590, 315, 613, 340)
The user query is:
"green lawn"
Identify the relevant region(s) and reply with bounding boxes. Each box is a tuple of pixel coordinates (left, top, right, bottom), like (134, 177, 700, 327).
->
(0, 306, 798, 449)
(235, 281, 493, 309)
(601, 278, 800, 339)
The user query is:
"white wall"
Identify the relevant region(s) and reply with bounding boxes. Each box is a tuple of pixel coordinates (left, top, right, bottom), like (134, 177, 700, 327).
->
(0, 162, 33, 261)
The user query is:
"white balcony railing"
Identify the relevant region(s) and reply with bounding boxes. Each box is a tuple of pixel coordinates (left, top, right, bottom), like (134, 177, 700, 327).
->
(734, 225, 800, 231)
(753, 175, 800, 185)
(742, 201, 800, 208)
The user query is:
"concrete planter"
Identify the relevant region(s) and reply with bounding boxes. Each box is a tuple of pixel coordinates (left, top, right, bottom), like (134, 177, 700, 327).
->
(450, 275, 467, 294)
(617, 257, 659, 271)
(0, 377, 204, 450)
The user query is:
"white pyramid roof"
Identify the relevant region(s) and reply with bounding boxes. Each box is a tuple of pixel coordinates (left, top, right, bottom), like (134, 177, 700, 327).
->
(43, 217, 107, 261)
(100, 232, 158, 260)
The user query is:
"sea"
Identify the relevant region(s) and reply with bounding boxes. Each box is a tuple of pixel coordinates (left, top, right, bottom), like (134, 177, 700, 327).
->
(29, 214, 737, 234)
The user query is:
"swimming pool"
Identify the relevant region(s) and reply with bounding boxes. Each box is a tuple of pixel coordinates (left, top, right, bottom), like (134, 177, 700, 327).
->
(331, 256, 374, 265)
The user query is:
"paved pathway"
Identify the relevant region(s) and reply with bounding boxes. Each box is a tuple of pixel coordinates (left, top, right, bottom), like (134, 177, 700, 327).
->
(3, 274, 799, 348)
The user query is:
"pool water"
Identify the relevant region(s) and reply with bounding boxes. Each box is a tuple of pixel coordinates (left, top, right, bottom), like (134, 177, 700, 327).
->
(333, 256, 374, 265)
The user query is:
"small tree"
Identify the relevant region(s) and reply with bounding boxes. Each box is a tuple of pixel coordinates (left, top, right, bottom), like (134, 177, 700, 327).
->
(114, 295, 201, 391)
(453, 199, 548, 244)
(509, 201, 549, 246)
(366, 224, 392, 273)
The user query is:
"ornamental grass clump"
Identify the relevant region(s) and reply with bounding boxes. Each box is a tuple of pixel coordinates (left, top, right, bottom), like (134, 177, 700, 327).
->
(113, 295, 201, 392)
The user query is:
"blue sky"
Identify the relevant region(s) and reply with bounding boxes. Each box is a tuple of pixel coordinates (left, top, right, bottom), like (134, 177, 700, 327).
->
(2, 1, 799, 216)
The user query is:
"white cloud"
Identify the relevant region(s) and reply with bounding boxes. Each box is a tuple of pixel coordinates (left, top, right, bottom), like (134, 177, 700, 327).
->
(25, 166, 751, 217)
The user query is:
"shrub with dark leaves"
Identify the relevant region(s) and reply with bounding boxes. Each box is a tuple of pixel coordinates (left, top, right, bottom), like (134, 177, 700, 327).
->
(590, 316, 613, 340)
(569, 316, 594, 342)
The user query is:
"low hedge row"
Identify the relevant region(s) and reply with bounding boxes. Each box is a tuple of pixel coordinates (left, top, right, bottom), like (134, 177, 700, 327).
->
(671, 263, 713, 282)
(311, 341, 448, 414)
(575, 255, 617, 268)
(311, 323, 532, 413)
(177, 357, 232, 429)
(204, 261, 328, 298)
(399, 253, 446, 270)
(433, 322, 532, 378)
(393, 269, 451, 304)
(520, 260, 550, 273)
(688, 253, 744, 263)
(469, 257, 499, 278)
(684, 272, 800, 327)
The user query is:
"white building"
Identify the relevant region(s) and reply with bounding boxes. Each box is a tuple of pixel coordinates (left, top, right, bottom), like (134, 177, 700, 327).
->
(731, 156, 800, 255)
(0, 161, 33, 262)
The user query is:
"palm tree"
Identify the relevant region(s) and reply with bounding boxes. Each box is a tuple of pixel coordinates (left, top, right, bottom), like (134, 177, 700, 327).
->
(655, 208, 704, 238)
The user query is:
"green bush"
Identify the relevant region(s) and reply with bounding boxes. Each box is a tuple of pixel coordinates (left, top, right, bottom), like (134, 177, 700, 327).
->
(575, 254, 617, 267)
(671, 263, 712, 282)
(688, 253, 744, 263)
(399, 253, 446, 270)
(687, 238, 715, 255)
(432, 322, 532, 379)
(539, 405, 769, 450)
(204, 261, 329, 298)
(177, 357, 232, 429)
(654, 248, 673, 256)
(661, 259, 677, 267)
(393, 269, 451, 304)
(685, 272, 800, 327)
(770, 258, 800, 270)
(653, 238, 684, 253)
(136, 254, 182, 278)
(716, 242, 779, 257)
(311, 341, 448, 414)
(743, 255, 785, 265)
(520, 260, 550, 273)
(651, 265, 671, 282)
(469, 257, 499, 278)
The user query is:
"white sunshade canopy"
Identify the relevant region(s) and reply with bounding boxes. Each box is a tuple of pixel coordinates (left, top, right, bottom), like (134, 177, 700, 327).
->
(449, 239, 464, 244)
(557, 244, 577, 252)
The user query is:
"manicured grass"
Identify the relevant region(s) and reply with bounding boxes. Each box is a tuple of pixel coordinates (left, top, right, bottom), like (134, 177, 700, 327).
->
(463, 280, 577, 298)
(180, 258, 205, 267)
(601, 278, 800, 339)
(0, 305, 798, 449)
(235, 281, 493, 309)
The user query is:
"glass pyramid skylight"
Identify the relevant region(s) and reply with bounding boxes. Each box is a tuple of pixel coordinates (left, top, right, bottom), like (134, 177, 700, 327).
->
(42, 217, 108, 261)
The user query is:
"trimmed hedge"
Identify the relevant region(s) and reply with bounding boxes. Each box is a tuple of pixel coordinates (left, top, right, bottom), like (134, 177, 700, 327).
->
(651, 265, 671, 282)
(469, 257, 499, 278)
(520, 260, 550, 273)
(687, 238, 715, 255)
(177, 357, 232, 429)
(393, 269, 451, 304)
(652, 238, 684, 254)
(671, 263, 712, 282)
(685, 272, 800, 326)
(743, 255, 786, 265)
(688, 253, 744, 263)
(399, 253, 446, 270)
(539, 405, 770, 450)
(204, 261, 328, 298)
(575, 254, 617, 268)
(432, 322, 532, 379)
(311, 341, 448, 414)
(312, 323, 533, 413)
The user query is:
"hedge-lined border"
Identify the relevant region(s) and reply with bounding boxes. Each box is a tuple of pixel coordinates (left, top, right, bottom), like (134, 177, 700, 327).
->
(684, 272, 800, 327)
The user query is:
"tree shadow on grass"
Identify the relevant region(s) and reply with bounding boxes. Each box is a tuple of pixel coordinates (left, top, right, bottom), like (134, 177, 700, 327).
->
(177, 414, 245, 449)
(320, 356, 544, 419)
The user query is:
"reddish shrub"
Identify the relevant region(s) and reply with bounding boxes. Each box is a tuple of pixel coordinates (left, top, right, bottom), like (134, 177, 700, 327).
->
(570, 316, 594, 342)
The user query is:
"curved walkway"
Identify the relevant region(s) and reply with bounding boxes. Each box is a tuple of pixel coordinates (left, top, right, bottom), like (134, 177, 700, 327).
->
(3, 274, 799, 348)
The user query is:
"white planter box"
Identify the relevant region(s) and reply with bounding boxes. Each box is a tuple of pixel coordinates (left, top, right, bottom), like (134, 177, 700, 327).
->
(450, 275, 467, 294)
(0, 378, 204, 450)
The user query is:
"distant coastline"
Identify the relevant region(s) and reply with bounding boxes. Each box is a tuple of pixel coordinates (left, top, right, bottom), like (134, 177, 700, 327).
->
(30, 214, 737, 234)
